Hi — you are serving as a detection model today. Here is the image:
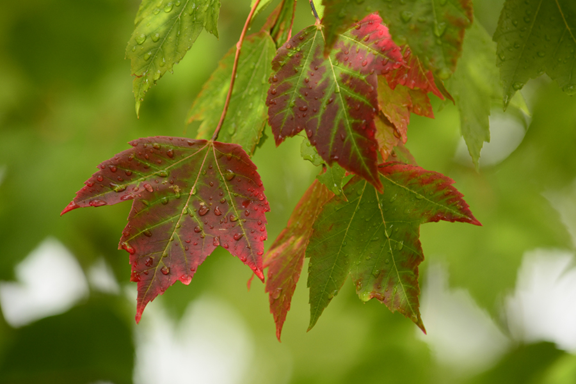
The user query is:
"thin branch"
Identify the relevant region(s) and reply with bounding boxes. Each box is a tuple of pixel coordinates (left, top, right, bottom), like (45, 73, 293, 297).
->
(212, 0, 261, 141)
(309, 0, 321, 25)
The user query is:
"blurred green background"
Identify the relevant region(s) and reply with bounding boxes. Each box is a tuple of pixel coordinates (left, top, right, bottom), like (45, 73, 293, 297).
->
(1, 0, 576, 383)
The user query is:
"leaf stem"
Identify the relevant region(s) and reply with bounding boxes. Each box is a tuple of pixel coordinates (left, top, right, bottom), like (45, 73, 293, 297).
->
(309, 0, 321, 24)
(211, 0, 261, 142)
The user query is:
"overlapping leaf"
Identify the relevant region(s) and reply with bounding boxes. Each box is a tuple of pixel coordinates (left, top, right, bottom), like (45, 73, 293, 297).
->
(300, 138, 350, 195)
(187, 31, 276, 155)
(306, 162, 480, 330)
(264, 180, 334, 340)
(126, 0, 220, 115)
(448, 22, 529, 167)
(322, 0, 473, 78)
(269, 0, 296, 46)
(267, 14, 404, 191)
(494, 0, 576, 104)
(62, 137, 269, 322)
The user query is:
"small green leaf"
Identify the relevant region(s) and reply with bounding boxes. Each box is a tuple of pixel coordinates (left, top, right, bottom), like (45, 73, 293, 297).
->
(494, 0, 576, 105)
(127, 0, 221, 116)
(322, 0, 473, 78)
(187, 31, 276, 156)
(307, 163, 480, 331)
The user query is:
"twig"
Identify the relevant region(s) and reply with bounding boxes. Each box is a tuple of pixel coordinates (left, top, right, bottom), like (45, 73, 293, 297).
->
(212, 0, 261, 141)
(309, 0, 321, 24)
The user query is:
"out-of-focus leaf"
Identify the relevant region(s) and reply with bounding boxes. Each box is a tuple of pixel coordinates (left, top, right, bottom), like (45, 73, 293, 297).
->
(450, 21, 528, 167)
(127, 0, 221, 115)
(494, 0, 576, 105)
(264, 180, 334, 340)
(187, 31, 276, 156)
(469, 342, 564, 384)
(322, 0, 473, 78)
(267, 14, 404, 191)
(0, 297, 134, 384)
(62, 137, 269, 322)
(307, 163, 480, 330)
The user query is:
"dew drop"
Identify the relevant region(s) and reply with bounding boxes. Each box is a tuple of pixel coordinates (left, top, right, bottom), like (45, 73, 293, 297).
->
(198, 205, 209, 216)
(161, 266, 170, 275)
(233, 233, 244, 241)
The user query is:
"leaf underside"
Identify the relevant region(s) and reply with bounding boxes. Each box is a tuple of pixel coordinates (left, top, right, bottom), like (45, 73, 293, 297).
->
(187, 31, 276, 156)
(494, 0, 576, 104)
(62, 137, 269, 322)
(321, 0, 473, 78)
(264, 180, 334, 340)
(126, 0, 221, 115)
(267, 14, 404, 191)
(306, 162, 480, 331)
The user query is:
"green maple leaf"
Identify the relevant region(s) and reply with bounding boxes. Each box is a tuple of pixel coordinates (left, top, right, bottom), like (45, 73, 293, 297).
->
(306, 162, 480, 331)
(126, 0, 220, 116)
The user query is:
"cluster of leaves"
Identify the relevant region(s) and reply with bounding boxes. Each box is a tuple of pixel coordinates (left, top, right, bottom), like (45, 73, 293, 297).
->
(62, 0, 576, 340)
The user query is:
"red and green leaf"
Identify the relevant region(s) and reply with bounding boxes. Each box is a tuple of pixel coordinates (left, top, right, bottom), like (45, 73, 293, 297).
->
(306, 162, 480, 331)
(322, 0, 473, 78)
(267, 14, 404, 191)
(187, 31, 276, 156)
(264, 180, 334, 340)
(62, 137, 269, 322)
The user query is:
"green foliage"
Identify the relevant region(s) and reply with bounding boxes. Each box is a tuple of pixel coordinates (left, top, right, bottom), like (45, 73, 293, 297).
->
(188, 31, 276, 155)
(494, 0, 576, 104)
(307, 163, 479, 331)
(127, 0, 221, 115)
(3, 0, 576, 381)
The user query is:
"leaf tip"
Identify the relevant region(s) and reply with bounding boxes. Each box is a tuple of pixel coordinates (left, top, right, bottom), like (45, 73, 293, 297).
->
(60, 201, 80, 216)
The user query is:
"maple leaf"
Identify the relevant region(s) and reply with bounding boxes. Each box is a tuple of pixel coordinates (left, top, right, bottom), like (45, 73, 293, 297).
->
(126, 0, 220, 116)
(187, 31, 276, 156)
(385, 47, 444, 101)
(447, 22, 529, 168)
(494, 0, 576, 104)
(264, 180, 334, 340)
(321, 0, 473, 78)
(306, 162, 480, 331)
(61, 137, 269, 322)
(267, 13, 404, 191)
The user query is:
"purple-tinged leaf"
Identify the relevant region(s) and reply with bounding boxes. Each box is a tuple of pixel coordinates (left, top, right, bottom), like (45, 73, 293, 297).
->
(267, 14, 404, 192)
(62, 137, 269, 322)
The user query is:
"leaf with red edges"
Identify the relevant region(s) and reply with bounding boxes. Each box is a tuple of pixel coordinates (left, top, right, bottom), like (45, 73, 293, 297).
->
(385, 47, 445, 100)
(322, 0, 473, 78)
(62, 137, 269, 322)
(267, 13, 404, 191)
(264, 180, 333, 340)
(306, 162, 480, 331)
